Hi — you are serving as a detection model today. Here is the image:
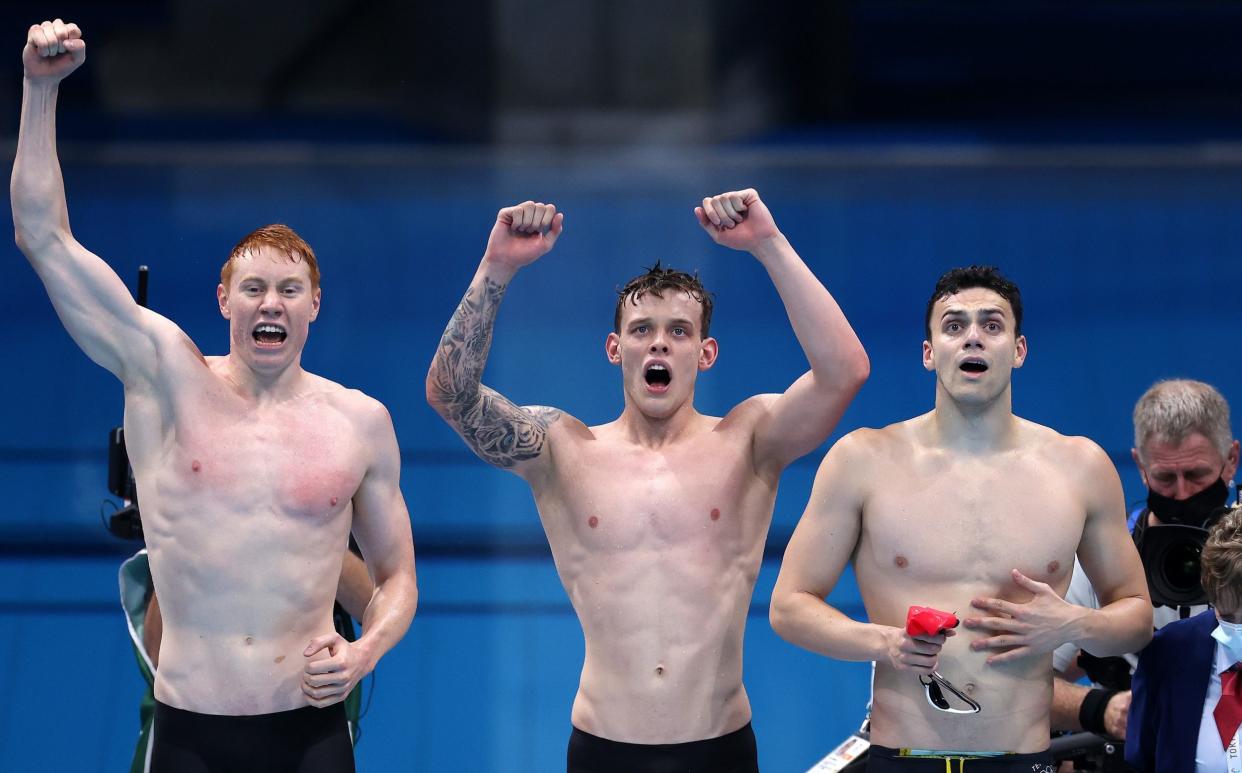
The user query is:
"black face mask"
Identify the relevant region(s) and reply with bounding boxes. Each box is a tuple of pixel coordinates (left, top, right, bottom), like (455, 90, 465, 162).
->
(1146, 475, 1231, 528)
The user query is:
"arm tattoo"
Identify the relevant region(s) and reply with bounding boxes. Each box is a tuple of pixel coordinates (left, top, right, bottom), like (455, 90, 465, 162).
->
(429, 277, 561, 468)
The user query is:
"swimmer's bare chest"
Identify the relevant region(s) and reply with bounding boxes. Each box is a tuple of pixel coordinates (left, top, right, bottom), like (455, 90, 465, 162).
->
(129, 374, 367, 606)
(857, 451, 1083, 615)
(540, 430, 773, 571)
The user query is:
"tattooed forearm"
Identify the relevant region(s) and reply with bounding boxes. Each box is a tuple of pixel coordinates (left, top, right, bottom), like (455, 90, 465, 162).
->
(428, 277, 561, 468)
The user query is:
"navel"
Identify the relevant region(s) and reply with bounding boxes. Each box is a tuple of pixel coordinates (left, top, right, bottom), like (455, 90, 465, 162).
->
(1046, 560, 1060, 575)
(655, 664, 665, 677)
(243, 636, 254, 646)
(191, 460, 201, 473)
(710, 508, 721, 521)
(964, 682, 978, 695)
(588, 516, 599, 529)
(894, 555, 908, 569)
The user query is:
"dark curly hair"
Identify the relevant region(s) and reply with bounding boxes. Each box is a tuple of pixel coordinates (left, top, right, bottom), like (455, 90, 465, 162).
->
(924, 265, 1022, 340)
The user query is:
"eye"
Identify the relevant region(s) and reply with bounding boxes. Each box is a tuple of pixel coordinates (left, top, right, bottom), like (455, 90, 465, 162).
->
(672, 327, 686, 336)
(985, 321, 1001, 333)
(945, 322, 962, 333)
(633, 325, 649, 334)
(282, 286, 299, 296)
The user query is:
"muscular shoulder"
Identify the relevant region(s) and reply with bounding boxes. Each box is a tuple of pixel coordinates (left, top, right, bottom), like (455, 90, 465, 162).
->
(1022, 420, 1114, 477)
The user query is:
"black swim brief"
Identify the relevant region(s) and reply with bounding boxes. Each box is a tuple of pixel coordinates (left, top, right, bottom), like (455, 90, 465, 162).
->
(567, 722, 759, 773)
(867, 744, 1054, 773)
(150, 699, 355, 773)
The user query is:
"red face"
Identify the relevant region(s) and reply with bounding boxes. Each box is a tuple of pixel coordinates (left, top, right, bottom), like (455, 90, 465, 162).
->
(1135, 432, 1239, 500)
(605, 291, 717, 420)
(216, 247, 321, 375)
(923, 287, 1026, 407)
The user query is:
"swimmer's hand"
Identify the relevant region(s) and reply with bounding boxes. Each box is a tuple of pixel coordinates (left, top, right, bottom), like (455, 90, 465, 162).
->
(694, 188, 782, 254)
(483, 201, 564, 274)
(24, 20, 85, 83)
(881, 624, 955, 675)
(964, 568, 1088, 665)
(302, 633, 374, 708)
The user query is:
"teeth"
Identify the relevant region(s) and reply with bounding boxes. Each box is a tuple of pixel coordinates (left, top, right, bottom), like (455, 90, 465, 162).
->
(649, 364, 667, 371)
(255, 325, 285, 334)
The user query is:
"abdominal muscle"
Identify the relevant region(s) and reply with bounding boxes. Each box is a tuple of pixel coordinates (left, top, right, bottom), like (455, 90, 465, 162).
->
(562, 544, 757, 744)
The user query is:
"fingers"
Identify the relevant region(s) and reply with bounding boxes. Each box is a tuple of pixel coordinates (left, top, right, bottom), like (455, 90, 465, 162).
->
(1011, 568, 1052, 594)
(698, 190, 755, 229)
(303, 633, 341, 658)
(301, 681, 348, 707)
(970, 595, 1019, 618)
(962, 614, 1023, 633)
(983, 644, 1031, 665)
(504, 201, 558, 235)
(28, 19, 84, 58)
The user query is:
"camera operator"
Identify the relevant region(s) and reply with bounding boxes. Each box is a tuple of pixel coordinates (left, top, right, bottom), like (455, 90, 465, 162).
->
(1126, 504, 1242, 771)
(1052, 380, 1240, 752)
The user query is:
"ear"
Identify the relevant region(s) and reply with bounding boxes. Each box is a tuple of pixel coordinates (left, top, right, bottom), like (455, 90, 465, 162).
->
(605, 332, 621, 365)
(309, 287, 322, 322)
(1132, 448, 1148, 488)
(698, 336, 719, 371)
(1226, 439, 1241, 482)
(217, 284, 230, 319)
(922, 340, 934, 371)
(1013, 334, 1028, 369)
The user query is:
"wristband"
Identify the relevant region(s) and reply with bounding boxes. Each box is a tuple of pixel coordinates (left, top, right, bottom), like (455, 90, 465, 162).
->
(1079, 687, 1118, 736)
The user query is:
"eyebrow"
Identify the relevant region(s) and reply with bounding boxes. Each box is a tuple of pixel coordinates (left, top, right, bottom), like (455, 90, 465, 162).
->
(238, 275, 306, 285)
(940, 307, 1005, 320)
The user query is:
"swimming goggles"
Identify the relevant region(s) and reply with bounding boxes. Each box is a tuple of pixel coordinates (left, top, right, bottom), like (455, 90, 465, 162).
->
(919, 670, 982, 714)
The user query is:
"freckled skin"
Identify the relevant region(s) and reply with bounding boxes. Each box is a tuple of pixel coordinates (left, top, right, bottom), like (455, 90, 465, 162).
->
(894, 555, 908, 568)
(710, 508, 721, 521)
(588, 516, 599, 529)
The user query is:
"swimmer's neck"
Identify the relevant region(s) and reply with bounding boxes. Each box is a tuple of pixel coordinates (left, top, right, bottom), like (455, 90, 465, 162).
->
(927, 387, 1019, 452)
(214, 353, 311, 402)
(615, 399, 704, 449)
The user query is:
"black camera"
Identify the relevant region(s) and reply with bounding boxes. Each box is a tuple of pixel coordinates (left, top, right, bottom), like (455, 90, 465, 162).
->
(1138, 507, 1230, 607)
(107, 425, 142, 540)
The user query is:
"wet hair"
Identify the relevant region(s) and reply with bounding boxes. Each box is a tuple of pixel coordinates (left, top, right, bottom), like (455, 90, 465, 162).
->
(924, 265, 1023, 340)
(1201, 505, 1242, 610)
(1133, 379, 1233, 462)
(614, 262, 714, 338)
(220, 224, 320, 291)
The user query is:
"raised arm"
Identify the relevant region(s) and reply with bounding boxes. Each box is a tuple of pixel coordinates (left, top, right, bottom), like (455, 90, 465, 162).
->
(770, 432, 952, 672)
(12, 20, 159, 383)
(695, 189, 869, 473)
(302, 400, 416, 708)
(965, 439, 1152, 663)
(425, 201, 565, 478)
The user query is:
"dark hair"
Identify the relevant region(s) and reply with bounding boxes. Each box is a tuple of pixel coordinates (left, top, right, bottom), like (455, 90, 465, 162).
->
(924, 265, 1022, 340)
(614, 262, 714, 337)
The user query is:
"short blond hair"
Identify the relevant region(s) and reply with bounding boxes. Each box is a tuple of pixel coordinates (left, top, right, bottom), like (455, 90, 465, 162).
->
(1201, 505, 1242, 610)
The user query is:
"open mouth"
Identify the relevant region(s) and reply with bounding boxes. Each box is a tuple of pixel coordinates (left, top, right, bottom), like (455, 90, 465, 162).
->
(644, 363, 671, 390)
(959, 359, 988, 374)
(253, 323, 288, 347)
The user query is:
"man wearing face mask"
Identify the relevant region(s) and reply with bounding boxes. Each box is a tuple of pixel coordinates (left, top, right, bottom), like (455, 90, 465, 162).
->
(1052, 379, 1241, 746)
(1126, 504, 1242, 771)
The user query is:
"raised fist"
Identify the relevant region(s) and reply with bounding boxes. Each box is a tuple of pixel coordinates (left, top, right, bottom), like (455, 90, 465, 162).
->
(24, 20, 85, 84)
(483, 201, 564, 271)
(694, 188, 781, 253)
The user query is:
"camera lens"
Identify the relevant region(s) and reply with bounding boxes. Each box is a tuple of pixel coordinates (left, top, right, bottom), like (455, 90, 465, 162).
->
(1162, 542, 1203, 594)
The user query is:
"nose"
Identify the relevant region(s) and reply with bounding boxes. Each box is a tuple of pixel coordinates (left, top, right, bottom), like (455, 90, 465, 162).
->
(649, 336, 669, 354)
(963, 323, 984, 349)
(260, 288, 284, 316)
